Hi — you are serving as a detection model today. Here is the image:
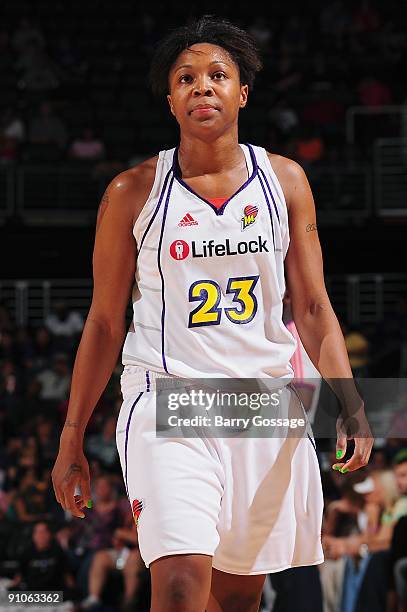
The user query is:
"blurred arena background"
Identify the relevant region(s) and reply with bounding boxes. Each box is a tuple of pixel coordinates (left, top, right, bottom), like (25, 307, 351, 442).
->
(0, 1, 407, 611)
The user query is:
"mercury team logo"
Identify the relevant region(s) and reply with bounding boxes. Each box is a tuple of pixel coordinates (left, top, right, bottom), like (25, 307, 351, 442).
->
(241, 205, 258, 231)
(132, 498, 144, 526)
(170, 239, 190, 260)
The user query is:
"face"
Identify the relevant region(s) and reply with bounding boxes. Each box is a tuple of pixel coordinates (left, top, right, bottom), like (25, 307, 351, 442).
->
(33, 523, 52, 549)
(167, 43, 248, 140)
(394, 462, 407, 496)
(365, 474, 383, 505)
(95, 477, 112, 501)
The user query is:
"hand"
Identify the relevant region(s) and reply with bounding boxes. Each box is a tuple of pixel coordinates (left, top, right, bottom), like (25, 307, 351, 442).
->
(322, 535, 347, 560)
(51, 438, 92, 519)
(332, 403, 374, 473)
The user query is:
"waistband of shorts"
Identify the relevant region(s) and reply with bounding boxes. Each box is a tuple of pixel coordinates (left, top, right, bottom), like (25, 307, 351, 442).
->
(120, 365, 294, 399)
(120, 365, 188, 397)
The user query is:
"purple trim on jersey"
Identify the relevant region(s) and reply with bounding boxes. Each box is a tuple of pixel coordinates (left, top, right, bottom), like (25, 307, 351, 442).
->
(157, 174, 175, 373)
(171, 143, 258, 216)
(124, 392, 144, 499)
(139, 167, 172, 252)
(257, 170, 276, 249)
(307, 432, 318, 455)
(258, 167, 281, 224)
(145, 370, 150, 392)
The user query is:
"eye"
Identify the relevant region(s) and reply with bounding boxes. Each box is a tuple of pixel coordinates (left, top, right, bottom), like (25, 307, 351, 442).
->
(179, 74, 193, 84)
(212, 72, 226, 80)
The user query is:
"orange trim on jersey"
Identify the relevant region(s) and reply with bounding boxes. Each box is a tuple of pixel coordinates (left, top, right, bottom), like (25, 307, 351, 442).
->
(207, 197, 228, 209)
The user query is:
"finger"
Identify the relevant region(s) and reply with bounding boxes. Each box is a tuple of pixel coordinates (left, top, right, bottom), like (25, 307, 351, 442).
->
(74, 494, 84, 508)
(339, 437, 373, 473)
(62, 488, 85, 518)
(80, 475, 92, 509)
(335, 435, 347, 462)
(60, 480, 85, 518)
(331, 461, 347, 472)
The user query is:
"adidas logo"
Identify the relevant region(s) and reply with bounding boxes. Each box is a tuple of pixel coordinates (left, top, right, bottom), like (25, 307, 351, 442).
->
(178, 213, 198, 227)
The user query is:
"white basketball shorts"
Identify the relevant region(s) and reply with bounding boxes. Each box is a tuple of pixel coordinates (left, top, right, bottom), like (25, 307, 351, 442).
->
(115, 366, 324, 575)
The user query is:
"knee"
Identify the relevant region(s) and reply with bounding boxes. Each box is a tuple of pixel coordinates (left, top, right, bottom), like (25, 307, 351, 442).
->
(166, 574, 198, 610)
(92, 550, 112, 567)
(155, 571, 206, 611)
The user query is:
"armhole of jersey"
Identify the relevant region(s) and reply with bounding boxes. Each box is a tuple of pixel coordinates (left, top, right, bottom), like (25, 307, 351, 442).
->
(261, 148, 289, 214)
(260, 147, 290, 257)
(133, 150, 166, 243)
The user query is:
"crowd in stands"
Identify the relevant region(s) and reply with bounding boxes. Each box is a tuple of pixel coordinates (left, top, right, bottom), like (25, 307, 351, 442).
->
(1, 295, 407, 611)
(0, 0, 406, 177)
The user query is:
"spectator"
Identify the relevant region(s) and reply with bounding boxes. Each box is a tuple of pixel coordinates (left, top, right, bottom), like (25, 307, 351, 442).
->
(69, 475, 128, 599)
(16, 40, 60, 92)
(44, 300, 84, 352)
(23, 325, 57, 375)
(80, 510, 145, 611)
(341, 322, 370, 377)
(12, 17, 45, 52)
(6, 467, 52, 523)
(28, 101, 67, 150)
(248, 17, 273, 51)
(86, 416, 120, 472)
(69, 128, 105, 161)
(0, 108, 25, 162)
(35, 353, 71, 402)
(295, 124, 325, 166)
(388, 515, 407, 612)
(320, 1, 350, 49)
(8, 521, 77, 602)
(35, 417, 60, 469)
(323, 458, 407, 612)
(357, 75, 392, 108)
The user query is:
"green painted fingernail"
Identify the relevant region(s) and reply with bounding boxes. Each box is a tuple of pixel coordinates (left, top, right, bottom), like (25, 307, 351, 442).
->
(87, 499, 92, 508)
(333, 465, 341, 471)
(341, 468, 349, 473)
(336, 450, 344, 459)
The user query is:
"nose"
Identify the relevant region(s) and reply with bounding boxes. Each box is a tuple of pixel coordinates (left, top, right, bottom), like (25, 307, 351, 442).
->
(192, 75, 213, 97)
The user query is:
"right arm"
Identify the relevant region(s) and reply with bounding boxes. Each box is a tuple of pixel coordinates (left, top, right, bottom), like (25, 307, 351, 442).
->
(51, 159, 156, 518)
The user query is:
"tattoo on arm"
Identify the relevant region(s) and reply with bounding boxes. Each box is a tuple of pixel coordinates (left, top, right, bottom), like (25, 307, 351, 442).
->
(65, 420, 79, 428)
(306, 223, 317, 232)
(63, 463, 82, 483)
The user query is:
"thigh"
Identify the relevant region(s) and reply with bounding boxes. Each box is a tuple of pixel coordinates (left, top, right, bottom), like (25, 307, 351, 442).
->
(116, 392, 224, 570)
(207, 567, 266, 612)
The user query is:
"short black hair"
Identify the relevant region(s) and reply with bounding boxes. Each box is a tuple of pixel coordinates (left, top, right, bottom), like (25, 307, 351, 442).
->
(393, 448, 407, 466)
(149, 15, 263, 97)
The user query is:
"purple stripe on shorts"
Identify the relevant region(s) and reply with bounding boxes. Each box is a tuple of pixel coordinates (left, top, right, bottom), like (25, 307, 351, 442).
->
(124, 392, 144, 500)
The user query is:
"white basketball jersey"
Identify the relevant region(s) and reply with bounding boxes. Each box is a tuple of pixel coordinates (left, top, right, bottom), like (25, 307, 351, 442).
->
(122, 143, 297, 378)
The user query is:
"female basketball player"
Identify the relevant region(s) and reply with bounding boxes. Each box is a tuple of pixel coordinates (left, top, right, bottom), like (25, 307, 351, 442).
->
(52, 16, 373, 612)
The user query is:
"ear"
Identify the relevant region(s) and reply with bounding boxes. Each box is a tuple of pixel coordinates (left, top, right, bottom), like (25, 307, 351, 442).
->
(167, 94, 176, 117)
(239, 84, 249, 109)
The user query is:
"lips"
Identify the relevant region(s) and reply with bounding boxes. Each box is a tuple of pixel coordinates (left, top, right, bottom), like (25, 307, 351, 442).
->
(189, 104, 218, 115)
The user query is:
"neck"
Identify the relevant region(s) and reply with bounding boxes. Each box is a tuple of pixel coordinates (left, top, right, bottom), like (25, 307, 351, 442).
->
(177, 130, 243, 178)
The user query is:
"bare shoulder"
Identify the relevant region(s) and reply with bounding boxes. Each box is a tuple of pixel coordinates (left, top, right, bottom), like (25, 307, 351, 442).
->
(265, 151, 309, 211)
(98, 155, 159, 228)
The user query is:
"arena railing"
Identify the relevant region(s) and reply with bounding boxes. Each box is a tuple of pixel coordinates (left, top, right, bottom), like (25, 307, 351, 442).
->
(374, 137, 407, 216)
(9, 162, 372, 225)
(1, 275, 406, 328)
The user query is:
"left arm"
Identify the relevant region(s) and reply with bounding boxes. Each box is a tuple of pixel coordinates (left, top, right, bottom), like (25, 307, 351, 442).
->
(270, 154, 373, 472)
